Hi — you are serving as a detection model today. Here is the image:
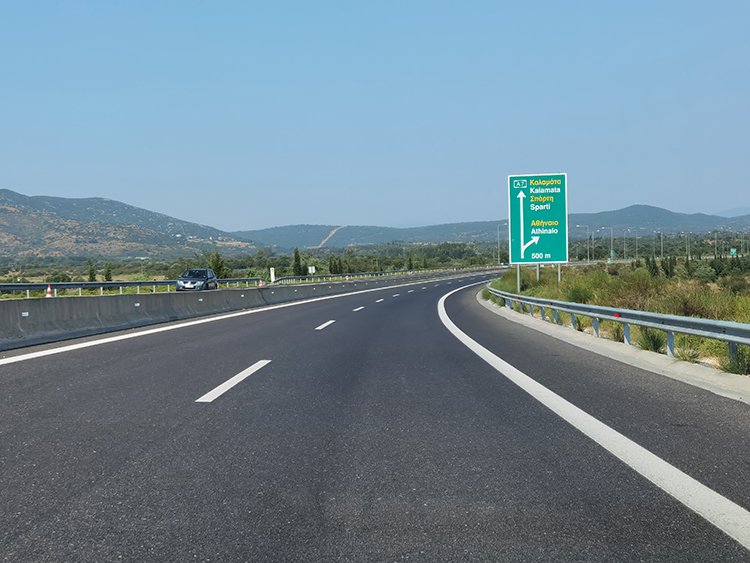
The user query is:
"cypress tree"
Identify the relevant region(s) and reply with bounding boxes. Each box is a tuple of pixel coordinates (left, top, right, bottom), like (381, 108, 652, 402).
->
(292, 248, 303, 276)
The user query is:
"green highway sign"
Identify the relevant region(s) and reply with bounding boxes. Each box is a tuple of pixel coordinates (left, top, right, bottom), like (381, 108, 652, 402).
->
(508, 173, 568, 264)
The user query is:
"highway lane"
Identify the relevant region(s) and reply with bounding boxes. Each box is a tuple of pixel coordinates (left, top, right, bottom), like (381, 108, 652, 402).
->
(0, 274, 748, 561)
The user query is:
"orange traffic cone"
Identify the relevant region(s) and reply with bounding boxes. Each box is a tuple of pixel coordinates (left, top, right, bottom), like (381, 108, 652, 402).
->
(46, 284, 53, 298)
(258, 280, 264, 288)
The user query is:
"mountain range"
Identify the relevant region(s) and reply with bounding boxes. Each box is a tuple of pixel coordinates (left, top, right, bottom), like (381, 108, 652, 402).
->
(1, 188, 749, 258)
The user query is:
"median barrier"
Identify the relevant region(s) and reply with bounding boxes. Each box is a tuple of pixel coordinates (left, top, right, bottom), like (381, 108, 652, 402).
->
(1, 270, 497, 352)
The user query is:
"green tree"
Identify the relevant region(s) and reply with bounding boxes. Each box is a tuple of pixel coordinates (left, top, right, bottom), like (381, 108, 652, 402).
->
(407, 254, 414, 270)
(208, 250, 230, 279)
(661, 257, 675, 278)
(292, 248, 303, 276)
(104, 263, 113, 282)
(645, 256, 660, 278)
(87, 259, 96, 282)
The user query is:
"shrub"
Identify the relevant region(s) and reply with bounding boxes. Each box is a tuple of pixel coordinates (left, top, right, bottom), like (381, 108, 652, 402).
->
(637, 327, 666, 353)
(692, 264, 716, 283)
(719, 274, 749, 295)
(675, 347, 701, 363)
(721, 345, 750, 375)
(573, 315, 590, 332)
(609, 322, 624, 343)
(674, 264, 689, 279)
(621, 267, 656, 298)
(566, 284, 593, 304)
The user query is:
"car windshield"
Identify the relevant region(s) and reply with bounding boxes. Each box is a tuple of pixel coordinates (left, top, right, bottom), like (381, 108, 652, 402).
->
(181, 269, 207, 279)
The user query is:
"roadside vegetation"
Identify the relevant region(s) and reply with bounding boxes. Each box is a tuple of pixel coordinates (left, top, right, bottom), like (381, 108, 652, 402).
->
(488, 257, 750, 374)
(1, 242, 502, 296)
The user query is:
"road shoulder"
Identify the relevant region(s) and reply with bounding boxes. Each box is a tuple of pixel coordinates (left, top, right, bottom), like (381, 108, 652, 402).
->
(475, 289, 750, 407)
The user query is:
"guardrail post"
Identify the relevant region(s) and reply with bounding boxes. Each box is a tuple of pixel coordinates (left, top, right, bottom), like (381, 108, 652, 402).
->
(624, 323, 631, 346)
(666, 331, 675, 357)
(137, 286, 140, 295)
(26, 289, 31, 299)
(729, 341, 738, 361)
(78, 288, 82, 296)
(570, 313, 577, 329)
(54, 288, 58, 297)
(593, 318, 600, 337)
(99, 287, 103, 296)
(540, 307, 546, 321)
(152, 285, 156, 293)
(529, 305, 534, 318)
(119, 286, 123, 295)
(553, 309, 559, 324)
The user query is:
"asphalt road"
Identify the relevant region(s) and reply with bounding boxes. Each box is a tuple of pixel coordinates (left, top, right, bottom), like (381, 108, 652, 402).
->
(1, 274, 749, 562)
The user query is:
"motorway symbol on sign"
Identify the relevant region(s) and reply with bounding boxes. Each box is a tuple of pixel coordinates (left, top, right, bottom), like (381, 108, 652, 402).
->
(508, 173, 568, 264)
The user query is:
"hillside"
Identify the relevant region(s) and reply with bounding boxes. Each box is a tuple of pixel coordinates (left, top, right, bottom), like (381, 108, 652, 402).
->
(0, 189, 253, 258)
(233, 205, 750, 249)
(231, 222, 505, 248)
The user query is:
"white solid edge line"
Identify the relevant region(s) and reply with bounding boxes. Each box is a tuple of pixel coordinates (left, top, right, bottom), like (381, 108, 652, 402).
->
(315, 320, 336, 331)
(438, 282, 750, 551)
(353, 306, 365, 312)
(0, 273, 490, 367)
(195, 360, 271, 403)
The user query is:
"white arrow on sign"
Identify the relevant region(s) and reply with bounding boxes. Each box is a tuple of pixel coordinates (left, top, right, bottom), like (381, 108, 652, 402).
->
(517, 191, 540, 258)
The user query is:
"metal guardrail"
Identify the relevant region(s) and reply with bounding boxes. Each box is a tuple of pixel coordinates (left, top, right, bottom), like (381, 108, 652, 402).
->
(0, 266, 496, 299)
(0, 278, 262, 298)
(274, 266, 496, 285)
(486, 285, 750, 359)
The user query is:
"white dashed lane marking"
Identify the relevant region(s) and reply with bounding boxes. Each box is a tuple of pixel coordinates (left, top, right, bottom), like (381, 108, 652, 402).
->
(196, 360, 271, 403)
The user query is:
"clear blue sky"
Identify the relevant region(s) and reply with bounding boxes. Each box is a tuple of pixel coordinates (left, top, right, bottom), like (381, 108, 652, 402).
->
(1, 1, 748, 231)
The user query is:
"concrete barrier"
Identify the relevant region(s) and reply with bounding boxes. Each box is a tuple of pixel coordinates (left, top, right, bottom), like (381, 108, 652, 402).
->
(0, 270, 496, 351)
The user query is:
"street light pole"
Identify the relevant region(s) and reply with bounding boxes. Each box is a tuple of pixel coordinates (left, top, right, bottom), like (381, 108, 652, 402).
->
(497, 223, 501, 266)
(576, 224, 590, 264)
(599, 227, 614, 261)
(715, 231, 718, 258)
(634, 227, 646, 262)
